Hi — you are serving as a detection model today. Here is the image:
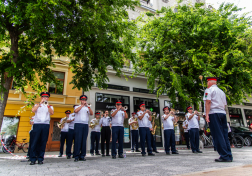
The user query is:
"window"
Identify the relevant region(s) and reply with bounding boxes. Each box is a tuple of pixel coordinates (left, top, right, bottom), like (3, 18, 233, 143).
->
(133, 87, 156, 94)
(96, 93, 129, 104)
(48, 71, 65, 94)
(107, 84, 129, 91)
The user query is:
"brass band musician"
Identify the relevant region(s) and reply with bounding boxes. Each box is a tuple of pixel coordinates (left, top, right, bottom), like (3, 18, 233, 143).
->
(128, 112, 140, 152)
(89, 111, 102, 155)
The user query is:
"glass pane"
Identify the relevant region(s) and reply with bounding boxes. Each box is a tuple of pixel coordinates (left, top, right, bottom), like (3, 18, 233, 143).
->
(122, 97, 129, 104)
(0, 117, 19, 142)
(153, 100, 159, 107)
(96, 93, 103, 102)
(52, 121, 61, 141)
(53, 72, 65, 79)
(56, 81, 64, 94)
(49, 82, 56, 93)
(103, 95, 112, 103)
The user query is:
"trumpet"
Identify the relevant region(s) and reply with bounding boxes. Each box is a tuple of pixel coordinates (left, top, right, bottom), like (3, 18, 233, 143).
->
(121, 106, 128, 111)
(86, 103, 91, 108)
(43, 101, 49, 105)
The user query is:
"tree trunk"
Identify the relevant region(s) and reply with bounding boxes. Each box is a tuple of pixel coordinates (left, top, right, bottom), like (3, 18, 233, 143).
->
(0, 75, 13, 130)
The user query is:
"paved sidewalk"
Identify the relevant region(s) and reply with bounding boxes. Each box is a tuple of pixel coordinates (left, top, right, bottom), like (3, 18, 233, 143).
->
(0, 147, 251, 176)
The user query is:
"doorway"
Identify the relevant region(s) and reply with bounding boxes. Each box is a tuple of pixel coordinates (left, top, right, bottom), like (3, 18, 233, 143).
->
(46, 118, 61, 151)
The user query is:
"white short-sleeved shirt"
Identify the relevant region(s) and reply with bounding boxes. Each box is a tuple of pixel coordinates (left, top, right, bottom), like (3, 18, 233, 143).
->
(33, 104, 54, 124)
(100, 116, 111, 127)
(90, 118, 102, 132)
(128, 117, 139, 130)
(162, 114, 174, 130)
(183, 120, 189, 132)
(60, 117, 69, 132)
(111, 109, 125, 127)
(137, 111, 150, 128)
(203, 84, 227, 114)
(68, 113, 75, 130)
(74, 105, 90, 124)
(186, 113, 199, 129)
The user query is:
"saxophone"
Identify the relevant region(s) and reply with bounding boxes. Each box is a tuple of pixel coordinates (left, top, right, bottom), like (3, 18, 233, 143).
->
(57, 117, 68, 129)
(90, 119, 99, 129)
(131, 117, 139, 130)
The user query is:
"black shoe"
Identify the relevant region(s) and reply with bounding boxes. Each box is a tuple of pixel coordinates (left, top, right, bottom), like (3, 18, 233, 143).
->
(131, 150, 134, 152)
(197, 151, 202, 153)
(102, 154, 105, 157)
(112, 155, 116, 159)
(58, 154, 62, 157)
(79, 158, 86, 161)
(166, 152, 170, 155)
(154, 150, 159, 153)
(38, 161, 43, 165)
(192, 151, 198, 153)
(135, 150, 141, 152)
(74, 158, 79, 162)
(90, 153, 94, 156)
(95, 153, 101, 155)
(142, 154, 146, 156)
(119, 155, 124, 158)
(30, 161, 36, 165)
(148, 153, 155, 156)
(67, 156, 71, 159)
(172, 151, 179, 154)
(215, 158, 232, 162)
(106, 154, 110, 156)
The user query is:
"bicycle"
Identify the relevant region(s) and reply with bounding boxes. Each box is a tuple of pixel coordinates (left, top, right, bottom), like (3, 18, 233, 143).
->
(230, 133, 244, 148)
(200, 132, 213, 147)
(2, 138, 29, 153)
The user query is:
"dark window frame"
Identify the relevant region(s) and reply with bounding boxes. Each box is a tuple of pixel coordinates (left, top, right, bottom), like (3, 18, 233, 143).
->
(48, 71, 65, 95)
(107, 84, 130, 91)
(133, 87, 156, 94)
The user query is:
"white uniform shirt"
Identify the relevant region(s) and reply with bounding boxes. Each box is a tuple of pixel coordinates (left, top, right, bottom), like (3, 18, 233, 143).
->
(68, 113, 75, 130)
(33, 104, 54, 124)
(203, 84, 227, 114)
(186, 113, 199, 129)
(137, 110, 150, 127)
(100, 116, 111, 127)
(183, 120, 189, 132)
(90, 118, 102, 132)
(74, 105, 90, 124)
(162, 114, 174, 130)
(128, 117, 139, 130)
(111, 109, 125, 127)
(60, 117, 69, 132)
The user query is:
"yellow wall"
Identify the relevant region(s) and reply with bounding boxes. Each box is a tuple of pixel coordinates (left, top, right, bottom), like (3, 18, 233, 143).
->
(4, 60, 81, 143)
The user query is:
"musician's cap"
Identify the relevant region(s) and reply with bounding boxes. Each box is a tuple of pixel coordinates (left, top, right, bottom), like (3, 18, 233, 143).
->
(206, 77, 218, 81)
(80, 95, 88, 100)
(40, 92, 50, 97)
(65, 110, 71, 114)
(163, 106, 170, 112)
(139, 102, 145, 107)
(95, 111, 100, 115)
(187, 106, 193, 110)
(132, 112, 136, 115)
(115, 100, 122, 105)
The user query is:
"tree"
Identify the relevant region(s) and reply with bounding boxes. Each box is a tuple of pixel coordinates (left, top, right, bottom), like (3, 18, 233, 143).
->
(0, 0, 139, 127)
(134, 2, 252, 110)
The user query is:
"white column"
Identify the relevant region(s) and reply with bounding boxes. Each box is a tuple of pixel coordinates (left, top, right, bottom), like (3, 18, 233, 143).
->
(241, 108, 247, 127)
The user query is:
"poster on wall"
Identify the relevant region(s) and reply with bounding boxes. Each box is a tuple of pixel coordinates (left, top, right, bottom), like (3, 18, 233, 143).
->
(124, 128, 129, 143)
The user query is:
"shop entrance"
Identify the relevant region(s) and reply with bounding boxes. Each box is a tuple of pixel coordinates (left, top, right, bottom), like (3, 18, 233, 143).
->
(46, 118, 61, 151)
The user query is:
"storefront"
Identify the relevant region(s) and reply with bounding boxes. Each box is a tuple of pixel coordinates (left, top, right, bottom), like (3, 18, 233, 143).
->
(244, 109, 252, 127)
(228, 107, 244, 127)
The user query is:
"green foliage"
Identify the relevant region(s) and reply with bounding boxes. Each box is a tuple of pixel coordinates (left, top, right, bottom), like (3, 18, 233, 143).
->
(0, 0, 139, 105)
(135, 2, 252, 110)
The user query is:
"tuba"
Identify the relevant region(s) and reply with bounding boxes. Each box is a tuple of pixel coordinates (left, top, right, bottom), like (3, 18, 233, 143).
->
(131, 117, 139, 130)
(57, 117, 68, 129)
(90, 119, 99, 129)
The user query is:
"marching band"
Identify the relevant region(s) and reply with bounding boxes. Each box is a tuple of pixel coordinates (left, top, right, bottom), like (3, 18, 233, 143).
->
(29, 77, 231, 164)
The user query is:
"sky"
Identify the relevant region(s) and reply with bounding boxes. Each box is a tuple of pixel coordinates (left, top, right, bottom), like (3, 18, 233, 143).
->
(206, 0, 252, 16)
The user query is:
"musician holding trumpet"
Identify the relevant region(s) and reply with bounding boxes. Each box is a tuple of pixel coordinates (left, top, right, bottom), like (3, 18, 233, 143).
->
(137, 102, 155, 156)
(73, 95, 93, 162)
(30, 92, 54, 165)
(162, 106, 179, 155)
(111, 100, 128, 159)
(185, 106, 202, 154)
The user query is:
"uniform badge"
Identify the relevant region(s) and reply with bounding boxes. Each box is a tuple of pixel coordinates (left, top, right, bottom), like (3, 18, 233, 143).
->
(205, 93, 208, 98)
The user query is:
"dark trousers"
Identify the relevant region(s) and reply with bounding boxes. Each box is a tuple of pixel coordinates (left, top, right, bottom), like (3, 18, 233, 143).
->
(139, 127, 152, 155)
(184, 132, 190, 149)
(190, 128, 200, 152)
(131, 130, 139, 151)
(74, 123, 88, 159)
(90, 132, 101, 154)
(101, 126, 111, 155)
(66, 129, 74, 157)
(59, 131, 68, 155)
(111, 126, 124, 156)
(209, 113, 232, 160)
(164, 129, 176, 153)
(150, 133, 157, 151)
(30, 124, 49, 162)
(27, 131, 33, 157)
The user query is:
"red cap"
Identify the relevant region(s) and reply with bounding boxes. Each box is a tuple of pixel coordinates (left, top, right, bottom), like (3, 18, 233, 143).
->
(206, 77, 218, 81)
